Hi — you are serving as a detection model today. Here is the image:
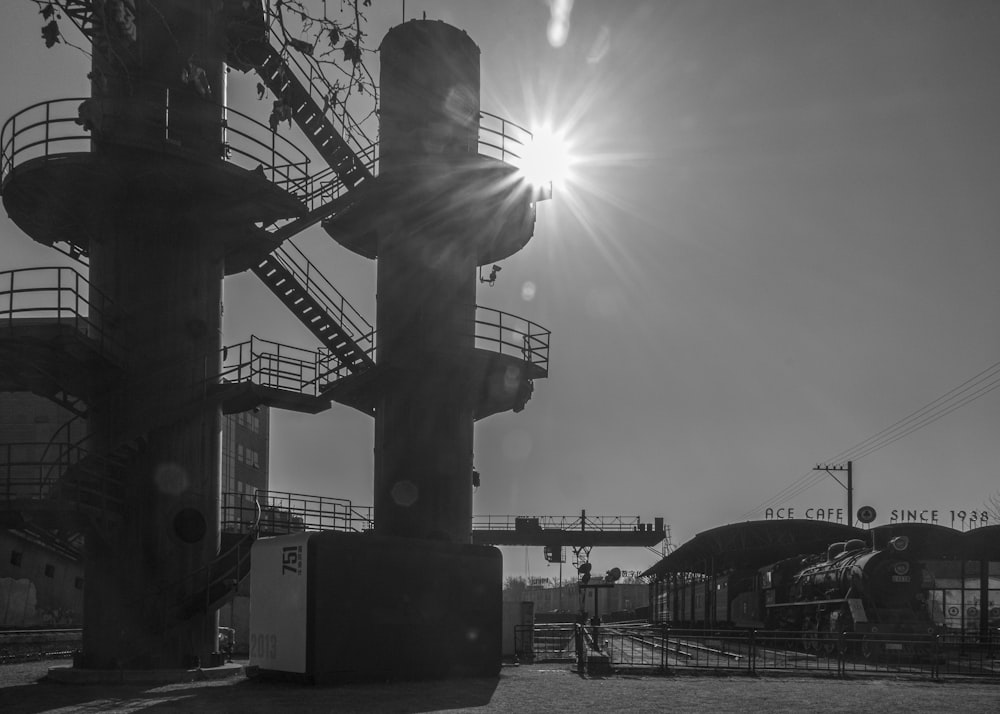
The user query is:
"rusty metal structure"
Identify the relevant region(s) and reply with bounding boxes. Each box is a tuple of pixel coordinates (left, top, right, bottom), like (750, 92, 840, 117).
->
(1, 2, 548, 671)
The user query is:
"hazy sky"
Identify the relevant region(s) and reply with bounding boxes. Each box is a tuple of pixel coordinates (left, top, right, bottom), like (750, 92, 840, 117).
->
(3, 1, 999, 581)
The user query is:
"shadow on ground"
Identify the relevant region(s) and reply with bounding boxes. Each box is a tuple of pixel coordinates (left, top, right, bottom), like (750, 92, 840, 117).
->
(0, 666, 502, 714)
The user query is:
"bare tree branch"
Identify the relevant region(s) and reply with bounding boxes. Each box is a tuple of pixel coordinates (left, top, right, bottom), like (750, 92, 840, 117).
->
(984, 490, 1000, 522)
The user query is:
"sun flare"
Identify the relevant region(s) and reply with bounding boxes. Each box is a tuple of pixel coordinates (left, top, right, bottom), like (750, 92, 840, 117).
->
(519, 125, 575, 192)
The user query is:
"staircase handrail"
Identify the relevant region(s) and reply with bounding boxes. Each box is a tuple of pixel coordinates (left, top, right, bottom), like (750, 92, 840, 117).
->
(38, 419, 93, 487)
(170, 491, 262, 620)
(272, 240, 375, 348)
(266, 29, 376, 157)
(294, 110, 528, 199)
(256, 34, 530, 175)
(299, 142, 379, 208)
(37, 415, 83, 467)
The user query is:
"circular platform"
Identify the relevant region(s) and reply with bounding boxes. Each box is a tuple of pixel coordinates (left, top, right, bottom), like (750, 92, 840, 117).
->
(324, 156, 538, 265)
(2, 148, 304, 274)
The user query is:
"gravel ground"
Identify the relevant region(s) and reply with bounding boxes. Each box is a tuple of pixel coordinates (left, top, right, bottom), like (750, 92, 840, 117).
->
(1, 659, 998, 713)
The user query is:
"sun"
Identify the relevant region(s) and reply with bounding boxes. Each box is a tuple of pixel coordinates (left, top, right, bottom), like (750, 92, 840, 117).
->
(518, 125, 575, 193)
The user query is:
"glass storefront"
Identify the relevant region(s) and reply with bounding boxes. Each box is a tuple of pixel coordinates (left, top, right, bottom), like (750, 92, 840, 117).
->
(923, 560, 1000, 632)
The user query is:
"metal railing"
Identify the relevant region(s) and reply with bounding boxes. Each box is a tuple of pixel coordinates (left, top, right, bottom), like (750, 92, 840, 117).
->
(216, 303, 548, 404)
(0, 95, 314, 204)
(270, 241, 375, 353)
(170, 492, 262, 623)
(516, 623, 574, 663)
(263, 28, 530, 169)
(524, 624, 1000, 680)
(303, 143, 378, 206)
(222, 489, 371, 534)
(0, 98, 86, 181)
(1, 442, 66, 502)
(0, 441, 125, 516)
(266, 25, 377, 157)
(218, 335, 355, 398)
(0, 96, 537, 234)
(474, 514, 643, 532)
(477, 111, 532, 167)
(283, 109, 529, 212)
(0, 266, 124, 362)
(473, 305, 550, 376)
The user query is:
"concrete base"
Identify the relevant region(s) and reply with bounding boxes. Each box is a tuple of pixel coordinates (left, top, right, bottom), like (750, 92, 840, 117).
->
(250, 532, 502, 683)
(46, 662, 244, 685)
(586, 652, 612, 676)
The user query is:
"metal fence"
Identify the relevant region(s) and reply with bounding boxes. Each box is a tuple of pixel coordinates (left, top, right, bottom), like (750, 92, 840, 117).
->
(518, 624, 1000, 679)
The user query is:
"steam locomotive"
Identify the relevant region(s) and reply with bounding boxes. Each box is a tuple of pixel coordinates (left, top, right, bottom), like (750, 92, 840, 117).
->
(657, 536, 936, 654)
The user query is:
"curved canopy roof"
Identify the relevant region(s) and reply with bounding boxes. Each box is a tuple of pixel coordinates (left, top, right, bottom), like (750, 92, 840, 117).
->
(642, 521, 1000, 580)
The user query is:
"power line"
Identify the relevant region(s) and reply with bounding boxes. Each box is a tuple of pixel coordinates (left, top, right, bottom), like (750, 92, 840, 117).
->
(823, 359, 1000, 464)
(847, 376, 1000, 461)
(740, 358, 1000, 520)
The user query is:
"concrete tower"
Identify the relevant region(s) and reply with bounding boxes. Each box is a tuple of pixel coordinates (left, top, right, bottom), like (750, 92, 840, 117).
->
(82, 3, 227, 668)
(374, 21, 483, 543)
(332, 20, 541, 544)
(1, 0, 299, 668)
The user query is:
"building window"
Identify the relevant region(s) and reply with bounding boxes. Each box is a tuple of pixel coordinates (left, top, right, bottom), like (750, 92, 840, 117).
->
(44, 564, 55, 578)
(10, 550, 23, 567)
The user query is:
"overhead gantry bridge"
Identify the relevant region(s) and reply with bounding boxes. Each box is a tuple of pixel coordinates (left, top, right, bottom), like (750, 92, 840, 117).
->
(220, 495, 667, 552)
(471, 512, 667, 549)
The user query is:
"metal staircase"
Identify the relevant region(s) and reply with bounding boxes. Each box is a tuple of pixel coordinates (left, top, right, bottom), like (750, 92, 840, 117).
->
(235, 36, 374, 194)
(252, 242, 374, 375)
(177, 525, 258, 620)
(49, 437, 144, 537)
(1, 435, 144, 543)
(224, 3, 380, 384)
(53, 1, 97, 43)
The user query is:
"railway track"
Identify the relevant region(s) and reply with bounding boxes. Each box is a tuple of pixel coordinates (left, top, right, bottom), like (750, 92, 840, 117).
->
(0, 628, 81, 664)
(599, 626, 746, 669)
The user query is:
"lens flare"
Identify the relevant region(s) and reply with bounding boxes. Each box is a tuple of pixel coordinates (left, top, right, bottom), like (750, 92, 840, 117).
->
(518, 125, 574, 191)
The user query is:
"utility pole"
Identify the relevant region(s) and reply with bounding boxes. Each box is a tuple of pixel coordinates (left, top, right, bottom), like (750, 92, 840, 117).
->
(814, 461, 853, 524)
